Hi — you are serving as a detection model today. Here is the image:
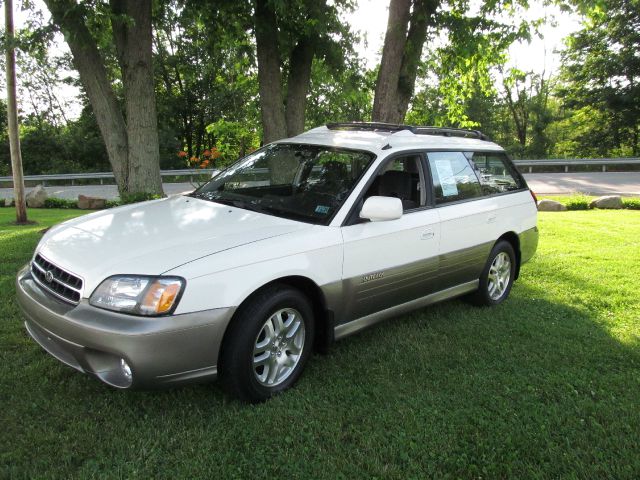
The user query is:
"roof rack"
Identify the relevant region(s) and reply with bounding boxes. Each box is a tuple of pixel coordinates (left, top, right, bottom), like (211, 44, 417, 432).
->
(326, 122, 414, 133)
(325, 122, 490, 141)
(413, 126, 491, 141)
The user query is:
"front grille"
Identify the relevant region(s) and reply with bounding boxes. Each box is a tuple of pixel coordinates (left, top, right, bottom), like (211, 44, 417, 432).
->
(31, 254, 83, 304)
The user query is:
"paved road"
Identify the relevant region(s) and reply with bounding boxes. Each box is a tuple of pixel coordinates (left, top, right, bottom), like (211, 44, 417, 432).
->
(524, 172, 640, 196)
(1, 172, 640, 200)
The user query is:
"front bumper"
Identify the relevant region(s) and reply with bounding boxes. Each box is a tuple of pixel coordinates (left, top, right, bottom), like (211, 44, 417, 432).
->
(16, 265, 235, 389)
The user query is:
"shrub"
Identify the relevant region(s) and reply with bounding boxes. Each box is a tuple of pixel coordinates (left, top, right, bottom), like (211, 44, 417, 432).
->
(623, 198, 640, 210)
(564, 195, 591, 211)
(119, 192, 163, 205)
(43, 198, 78, 209)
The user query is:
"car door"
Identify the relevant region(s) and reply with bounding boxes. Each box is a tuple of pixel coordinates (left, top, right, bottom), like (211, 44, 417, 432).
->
(340, 153, 441, 323)
(425, 151, 496, 290)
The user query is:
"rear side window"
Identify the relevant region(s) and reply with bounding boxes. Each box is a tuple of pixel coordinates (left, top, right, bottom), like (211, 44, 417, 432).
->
(468, 152, 524, 194)
(427, 152, 482, 204)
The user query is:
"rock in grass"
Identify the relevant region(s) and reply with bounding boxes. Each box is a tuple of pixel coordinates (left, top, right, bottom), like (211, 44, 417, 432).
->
(77, 195, 107, 210)
(537, 199, 567, 211)
(589, 195, 623, 209)
(26, 185, 48, 208)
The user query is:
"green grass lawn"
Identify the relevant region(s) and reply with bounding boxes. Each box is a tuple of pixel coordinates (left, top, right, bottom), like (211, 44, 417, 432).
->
(1, 208, 639, 478)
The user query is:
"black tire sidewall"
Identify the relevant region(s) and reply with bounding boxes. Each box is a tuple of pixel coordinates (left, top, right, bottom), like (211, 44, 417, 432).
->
(477, 241, 516, 306)
(221, 286, 315, 402)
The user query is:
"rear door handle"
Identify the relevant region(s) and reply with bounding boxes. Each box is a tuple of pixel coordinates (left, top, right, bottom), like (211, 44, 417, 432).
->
(487, 214, 497, 224)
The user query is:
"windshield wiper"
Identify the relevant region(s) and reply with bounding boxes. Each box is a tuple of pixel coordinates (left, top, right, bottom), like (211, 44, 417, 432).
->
(190, 192, 316, 223)
(208, 196, 267, 214)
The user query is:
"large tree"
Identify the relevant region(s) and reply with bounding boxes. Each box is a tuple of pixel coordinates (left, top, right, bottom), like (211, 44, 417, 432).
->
(253, 0, 355, 143)
(373, 0, 438, 124)
(558, 0, 640, 156)
(373, 0, 532, 125)
(43, 0, 163, 196)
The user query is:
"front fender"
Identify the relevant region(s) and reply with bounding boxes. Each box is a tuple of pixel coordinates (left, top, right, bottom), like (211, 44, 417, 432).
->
(168, 226, 344, 314)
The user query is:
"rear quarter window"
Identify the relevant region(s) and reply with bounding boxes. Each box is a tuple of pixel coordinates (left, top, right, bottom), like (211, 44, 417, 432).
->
(468, 152, 525, 194)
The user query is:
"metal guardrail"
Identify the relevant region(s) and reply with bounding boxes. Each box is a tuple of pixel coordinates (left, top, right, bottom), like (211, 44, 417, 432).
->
(512, 158, 640, 173)
(0, 168, 218, 186)
(1, 159, 639, 186)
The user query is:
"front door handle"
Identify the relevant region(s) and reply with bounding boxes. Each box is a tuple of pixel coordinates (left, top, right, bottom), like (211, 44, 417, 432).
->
(421, 230, 435, 240)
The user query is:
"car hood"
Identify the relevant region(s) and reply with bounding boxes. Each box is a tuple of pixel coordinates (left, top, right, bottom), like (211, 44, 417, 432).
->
(37, 195, 310, 295)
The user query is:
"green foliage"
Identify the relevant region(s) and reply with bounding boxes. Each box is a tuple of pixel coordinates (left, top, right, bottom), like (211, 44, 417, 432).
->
(2, 209, 640, 477)
(205, 120, 260, 167)
(119, 192, 163, 205)
(306, 59, 374, 127)
(153, 1, 260, 164)
(405, 0, 640, 161)
(43, 198, 77, 209)
(4, 0, 636, 178)
(0, 102, 109, 176)
(557, 0, 640, 156)
(540, 195, 640, 211)
(414, 0, 533, 128)
(623, 198, 640, 210)
(563, 194, 591, 210)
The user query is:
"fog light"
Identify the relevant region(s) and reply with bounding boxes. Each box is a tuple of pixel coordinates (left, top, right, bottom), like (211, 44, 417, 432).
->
(120, 358, 132, 379)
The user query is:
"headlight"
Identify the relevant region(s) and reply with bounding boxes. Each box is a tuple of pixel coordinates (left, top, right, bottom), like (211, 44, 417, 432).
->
(89, 275, 185, 316)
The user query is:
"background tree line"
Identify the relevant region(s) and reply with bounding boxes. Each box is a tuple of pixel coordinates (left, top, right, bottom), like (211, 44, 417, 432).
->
(1, 0, 638, 196)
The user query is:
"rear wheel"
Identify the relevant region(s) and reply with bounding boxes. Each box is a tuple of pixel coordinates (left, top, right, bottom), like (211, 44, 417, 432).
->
(220, 285, 314, 402)
(471, 240, 516, 306)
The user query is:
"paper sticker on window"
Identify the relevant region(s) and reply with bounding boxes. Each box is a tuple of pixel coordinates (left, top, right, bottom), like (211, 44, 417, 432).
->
(434, 160, 458, 196)
(315, 205, 330, 215)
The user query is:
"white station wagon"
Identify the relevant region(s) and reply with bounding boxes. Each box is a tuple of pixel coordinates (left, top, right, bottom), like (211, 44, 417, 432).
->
(17, 123, 538, 402)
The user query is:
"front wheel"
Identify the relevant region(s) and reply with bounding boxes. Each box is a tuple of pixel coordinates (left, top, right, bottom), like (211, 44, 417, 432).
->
(471, 240, 516, 306)
(220, 285, 314, 402)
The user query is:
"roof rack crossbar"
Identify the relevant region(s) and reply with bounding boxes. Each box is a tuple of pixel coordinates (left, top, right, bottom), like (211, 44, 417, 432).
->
(414, 126, 490, 141)
(326, 122, 415, 133)
(325, 122, 490, 141)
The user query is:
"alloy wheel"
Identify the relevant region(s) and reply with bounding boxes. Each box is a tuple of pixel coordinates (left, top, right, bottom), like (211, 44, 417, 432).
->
(252, 308, 306, 387)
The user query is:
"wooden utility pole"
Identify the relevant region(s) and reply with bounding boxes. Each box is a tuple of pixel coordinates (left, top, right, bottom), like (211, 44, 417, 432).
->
(5, 0, 28, 224)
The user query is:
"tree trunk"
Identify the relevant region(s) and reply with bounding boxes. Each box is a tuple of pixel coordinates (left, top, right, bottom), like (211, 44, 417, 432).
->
(504, 89, 527, 146)
(373, 0, 438, 124)
(396, 0, 438, 117)
(373, 0, 412, 124)
(110, 0, 163, 194)
(4, 0, 27, 223)
(44, 0, 163, 197)
(254, 0, 287, 143)
(285, 37, 314, 137)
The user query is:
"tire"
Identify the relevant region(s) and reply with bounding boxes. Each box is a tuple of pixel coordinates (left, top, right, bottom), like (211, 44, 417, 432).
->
(471, 240, 517, 306)
(220, 284, 315, 403)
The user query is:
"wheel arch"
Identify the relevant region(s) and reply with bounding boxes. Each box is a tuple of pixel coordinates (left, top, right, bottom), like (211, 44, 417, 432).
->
(496, 231, 521, 279)
(217, 275, 334, 367)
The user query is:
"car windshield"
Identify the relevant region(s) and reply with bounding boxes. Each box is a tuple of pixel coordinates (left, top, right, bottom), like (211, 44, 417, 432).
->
(190, 143, 375, 224)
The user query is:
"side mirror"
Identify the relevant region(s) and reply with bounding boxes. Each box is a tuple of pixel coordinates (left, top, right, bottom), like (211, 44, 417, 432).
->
(359, 196, 403, 222)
